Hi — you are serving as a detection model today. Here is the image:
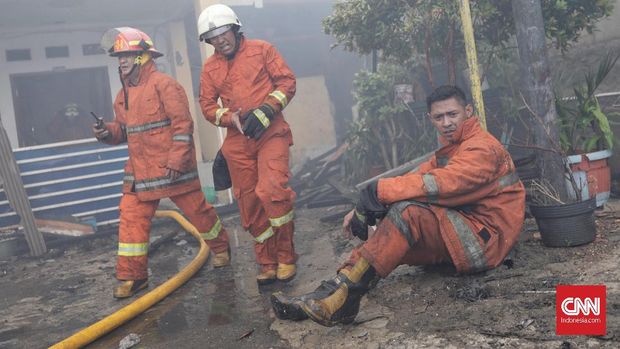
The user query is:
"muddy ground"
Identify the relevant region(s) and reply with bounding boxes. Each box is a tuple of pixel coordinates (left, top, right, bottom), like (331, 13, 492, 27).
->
(1, 199, 619, 349)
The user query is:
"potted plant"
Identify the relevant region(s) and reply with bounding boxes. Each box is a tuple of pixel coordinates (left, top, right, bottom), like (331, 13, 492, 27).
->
(556, 52, 620, 207)
(529, 178, 597, 247)
(524, 53, 620, 247)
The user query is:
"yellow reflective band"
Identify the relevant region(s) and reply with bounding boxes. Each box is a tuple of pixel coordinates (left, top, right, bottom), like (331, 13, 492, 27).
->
(269, 210, 294, 227)
(200, 218, 222, 241)
(215, 108, 228, 126)
(269, 90, 288, 108)
(128, 40, 153, 46)
(118, 242, 149, 257)
(254, 109, 270, 128)
(255, 227, 274, 243)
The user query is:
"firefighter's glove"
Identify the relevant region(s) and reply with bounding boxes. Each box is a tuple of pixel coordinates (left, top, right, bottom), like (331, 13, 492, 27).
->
(213, 149, 232, 190)
(242, 104, 275, 140)
(356, 181, 388, 225)
(350, 209, 369, 241)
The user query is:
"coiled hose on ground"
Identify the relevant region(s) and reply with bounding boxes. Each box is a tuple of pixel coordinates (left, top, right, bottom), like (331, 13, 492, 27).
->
(49, 210, 209, 349)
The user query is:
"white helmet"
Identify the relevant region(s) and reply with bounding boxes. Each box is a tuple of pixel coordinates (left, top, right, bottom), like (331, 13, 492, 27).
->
(197, 4, 242, 41)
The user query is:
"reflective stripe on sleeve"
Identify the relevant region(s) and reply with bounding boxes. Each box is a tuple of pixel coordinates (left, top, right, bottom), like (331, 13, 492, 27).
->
(123, 173, 135, 183)
(422, 173, 439, 203)
(215, 108, 228, 126)
(498, 171, 520, 189)
(172, 134, 192, 143)
(269, 90, 288, 108)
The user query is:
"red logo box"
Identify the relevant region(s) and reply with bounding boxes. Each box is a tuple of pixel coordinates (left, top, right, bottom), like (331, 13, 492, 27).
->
(556, 285, 606, 336)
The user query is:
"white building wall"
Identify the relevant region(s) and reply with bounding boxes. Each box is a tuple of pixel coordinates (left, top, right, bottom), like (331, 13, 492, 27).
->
(0, 26, 173, 148)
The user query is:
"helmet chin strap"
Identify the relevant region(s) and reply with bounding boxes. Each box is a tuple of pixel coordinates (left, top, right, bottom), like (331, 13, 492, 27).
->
(117, 52, 152, 110)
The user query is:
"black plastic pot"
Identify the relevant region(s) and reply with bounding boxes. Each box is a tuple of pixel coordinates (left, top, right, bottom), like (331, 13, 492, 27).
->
(529, 197, 597, 247)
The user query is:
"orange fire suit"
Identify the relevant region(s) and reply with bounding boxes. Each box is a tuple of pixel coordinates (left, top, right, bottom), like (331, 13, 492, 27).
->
(344, 117, 525, 277)
(100, 61, 229, 280)
(199, 37, 297, 270)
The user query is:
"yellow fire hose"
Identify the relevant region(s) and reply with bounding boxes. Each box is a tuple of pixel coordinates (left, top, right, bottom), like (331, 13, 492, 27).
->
(49, 210, 210, 349)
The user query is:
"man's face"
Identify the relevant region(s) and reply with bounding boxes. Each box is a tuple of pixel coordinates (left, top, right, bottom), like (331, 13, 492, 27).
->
(209, 29, 237, 56)
(428, 97, 473, 141)
(118, 53, 139, 76)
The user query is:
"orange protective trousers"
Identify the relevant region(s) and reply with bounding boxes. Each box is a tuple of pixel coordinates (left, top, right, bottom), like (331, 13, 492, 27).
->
(222, 128, 296, 271)
(342, 204, 452, 278)
(116, 189, 229, 280)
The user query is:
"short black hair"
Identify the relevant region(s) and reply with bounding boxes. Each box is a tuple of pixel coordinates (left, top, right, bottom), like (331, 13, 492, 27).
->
(426, 85, 468, 112)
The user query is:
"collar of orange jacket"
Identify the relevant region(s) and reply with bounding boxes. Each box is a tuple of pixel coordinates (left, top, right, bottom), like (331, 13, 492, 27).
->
(438, 116, 482, 145)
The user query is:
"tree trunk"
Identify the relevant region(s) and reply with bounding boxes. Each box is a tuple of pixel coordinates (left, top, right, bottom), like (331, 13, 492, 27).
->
(512, 0, 569, 201)
(424, 17, 434, 89)
(446, 20, 456, 85)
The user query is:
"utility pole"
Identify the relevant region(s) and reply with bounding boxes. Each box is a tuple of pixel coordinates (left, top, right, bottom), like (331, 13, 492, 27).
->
(458, 0, 486, 130)
(512, 0, 569, 201)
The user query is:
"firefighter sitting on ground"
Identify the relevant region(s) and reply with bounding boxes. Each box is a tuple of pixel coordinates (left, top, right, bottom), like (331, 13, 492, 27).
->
(197, 4, 298, 285)
(93, 27, 230, 299)
(271, 85, 526, 326)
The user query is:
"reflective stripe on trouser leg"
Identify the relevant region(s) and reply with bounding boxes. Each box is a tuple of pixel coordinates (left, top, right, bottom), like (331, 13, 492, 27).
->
(269, 209, 296, 264)
(445, 209, 489, 272)
(200, 218, 222, 241)
(117, 193, 158, 280)
(171, 189, 230, 254)
(251, 224, 278, 266)
(118, 242, 149, 256)
(348, 201, 436, 277)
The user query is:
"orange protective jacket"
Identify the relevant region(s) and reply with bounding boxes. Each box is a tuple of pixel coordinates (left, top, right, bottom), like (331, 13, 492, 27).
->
(102, 61, 200, 201)
(377, 117, 525, 273)
(199, 37, 296, 136)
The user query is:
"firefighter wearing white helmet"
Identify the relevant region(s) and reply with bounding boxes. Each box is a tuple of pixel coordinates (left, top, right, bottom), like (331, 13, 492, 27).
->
(197, 4, 242, 42)
(197, 4, 298, 285)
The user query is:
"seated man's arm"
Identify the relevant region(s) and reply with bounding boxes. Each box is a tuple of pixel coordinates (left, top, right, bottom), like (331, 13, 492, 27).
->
(378, 142, 506, 206)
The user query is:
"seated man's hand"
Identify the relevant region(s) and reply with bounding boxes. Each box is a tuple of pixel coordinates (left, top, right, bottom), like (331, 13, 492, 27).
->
(350, 209, 370, 241)
(242, 104, 275, 140)
(343, 209, 369, 241)
(357, 181, 388, 222)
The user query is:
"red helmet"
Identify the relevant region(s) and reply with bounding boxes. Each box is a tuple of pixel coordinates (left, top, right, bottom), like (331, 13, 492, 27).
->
(101, 27, 163, 58)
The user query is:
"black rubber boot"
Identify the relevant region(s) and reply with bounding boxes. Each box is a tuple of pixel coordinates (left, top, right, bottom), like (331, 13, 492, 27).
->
(300, 258, 378, 327)
(270, 279, 339, 321)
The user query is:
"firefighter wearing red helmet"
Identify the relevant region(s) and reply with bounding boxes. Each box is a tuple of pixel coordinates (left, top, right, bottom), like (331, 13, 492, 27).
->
(94, 27, 231, 298)
(197, 4, 298, 285)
